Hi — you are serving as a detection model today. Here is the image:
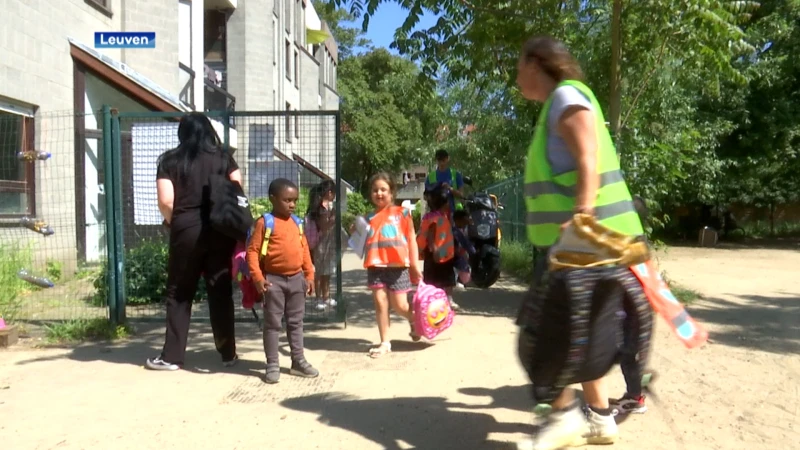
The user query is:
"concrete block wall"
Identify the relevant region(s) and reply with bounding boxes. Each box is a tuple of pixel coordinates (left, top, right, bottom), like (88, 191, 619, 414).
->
(0, 0, 185, 271)
(121, 0, 180, 95)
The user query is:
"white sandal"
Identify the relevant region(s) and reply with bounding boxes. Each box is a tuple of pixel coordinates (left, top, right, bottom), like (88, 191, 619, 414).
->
(368, 342, 391, 358)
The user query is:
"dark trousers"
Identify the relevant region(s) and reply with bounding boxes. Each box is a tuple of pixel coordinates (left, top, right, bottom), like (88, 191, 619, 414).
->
(262, 272, 307, 364)
(161, 225, 237, 365)
(619, 277, 654, 396)
(517, 250, 623, 405)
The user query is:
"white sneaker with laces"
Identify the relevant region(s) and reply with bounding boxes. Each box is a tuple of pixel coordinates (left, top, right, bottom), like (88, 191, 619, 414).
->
(516, 405, 586, 450)
(577, 406, 619, 445)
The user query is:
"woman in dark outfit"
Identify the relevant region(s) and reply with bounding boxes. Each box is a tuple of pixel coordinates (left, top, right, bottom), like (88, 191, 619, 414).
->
(146, 112, 240, 371)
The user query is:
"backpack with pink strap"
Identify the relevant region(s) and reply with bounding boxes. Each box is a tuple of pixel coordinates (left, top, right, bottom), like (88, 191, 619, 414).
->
(412, 281, 455, 340)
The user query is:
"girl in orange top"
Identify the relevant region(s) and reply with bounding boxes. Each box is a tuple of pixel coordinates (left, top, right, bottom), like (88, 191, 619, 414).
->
(362, 173, 423, 358)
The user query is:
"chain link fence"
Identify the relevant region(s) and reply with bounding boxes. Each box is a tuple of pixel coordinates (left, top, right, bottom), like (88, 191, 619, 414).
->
(1, 108, 343, 326)
(485, 175, 525, 244)
(0, 110, 109, 323)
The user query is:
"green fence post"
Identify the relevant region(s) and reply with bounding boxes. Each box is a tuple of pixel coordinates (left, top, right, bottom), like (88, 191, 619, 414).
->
(110, 110, 127, 324)
(334, 111, 344, 323)
(102, 105, 119, 325)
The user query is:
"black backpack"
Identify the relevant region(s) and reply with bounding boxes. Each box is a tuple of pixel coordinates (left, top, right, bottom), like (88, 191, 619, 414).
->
(208, 154, 253, 242)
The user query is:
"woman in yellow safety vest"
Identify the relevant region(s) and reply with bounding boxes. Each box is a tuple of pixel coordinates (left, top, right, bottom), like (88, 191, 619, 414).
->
(514, 36, 652, 450)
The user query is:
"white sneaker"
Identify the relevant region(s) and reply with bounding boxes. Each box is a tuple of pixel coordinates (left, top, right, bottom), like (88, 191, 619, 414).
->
(447, 295, 461, 311)
(455, 282, 466, 291)
(315, 301, 326, 311)
(577, 406, 618, 445)
(326, 299, 338, 307)
(517, 405, 586, 450)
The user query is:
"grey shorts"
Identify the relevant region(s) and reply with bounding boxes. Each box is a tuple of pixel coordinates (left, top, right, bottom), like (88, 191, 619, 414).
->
(367, 267, 412, 293)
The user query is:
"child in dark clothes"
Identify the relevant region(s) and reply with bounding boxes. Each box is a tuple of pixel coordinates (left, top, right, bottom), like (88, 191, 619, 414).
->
(418, 186, 464, 310)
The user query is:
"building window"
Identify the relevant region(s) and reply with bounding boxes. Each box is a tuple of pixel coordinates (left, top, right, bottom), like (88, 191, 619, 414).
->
(0, 111, 36, 217)
(295, 0, 303, 46)
(294, 50, 299, 88)
(85, 0, 112, 16)
(285, 102, 292, 143)
(285, 0, 292, 32)
(285, 40, 291, 81)
(273, 18, 278, 66)
(294, 115, 299, 139)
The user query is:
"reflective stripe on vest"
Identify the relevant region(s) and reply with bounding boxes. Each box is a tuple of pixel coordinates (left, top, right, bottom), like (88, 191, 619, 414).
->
(428, 167, 464, 211)
(523, 80, 643, 247)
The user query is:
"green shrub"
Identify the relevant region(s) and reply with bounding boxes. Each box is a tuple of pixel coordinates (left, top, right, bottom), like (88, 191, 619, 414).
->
(500, 240, 534, 283)
(46, 260, 63, 282)
(343, 191, 371, 231)
(44, 318, 133, 344)
(250, 187, 311, 219)
(0, 243, 32, 322)
(93, 239, 207, 306)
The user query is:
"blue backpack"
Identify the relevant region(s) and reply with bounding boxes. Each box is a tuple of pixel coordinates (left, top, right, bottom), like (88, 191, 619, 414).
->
(238, 213, 304, 280)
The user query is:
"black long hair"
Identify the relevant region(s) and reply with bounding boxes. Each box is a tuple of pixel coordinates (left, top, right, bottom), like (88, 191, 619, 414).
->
(157, 112, 222, 181)
(307, 180, 336, 221)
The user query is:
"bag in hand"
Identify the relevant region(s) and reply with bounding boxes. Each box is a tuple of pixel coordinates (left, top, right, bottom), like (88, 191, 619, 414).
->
(208, 156, 253, 242)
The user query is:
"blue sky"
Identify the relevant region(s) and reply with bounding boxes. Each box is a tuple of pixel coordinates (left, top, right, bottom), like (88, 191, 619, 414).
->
(343, 3, 440, 53)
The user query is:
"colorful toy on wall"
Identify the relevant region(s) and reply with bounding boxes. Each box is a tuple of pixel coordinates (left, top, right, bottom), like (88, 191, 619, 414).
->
(17, 270, 55, 289)
(20, 217, 55, 236)
(17, 150, 51, 162)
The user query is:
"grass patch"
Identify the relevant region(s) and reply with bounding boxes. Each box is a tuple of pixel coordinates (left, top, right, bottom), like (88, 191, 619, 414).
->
(500, 240, 535, 283)
(670, 284, 701, 304)
(0, 242, 34, 323)
(44, 318, 134, 345)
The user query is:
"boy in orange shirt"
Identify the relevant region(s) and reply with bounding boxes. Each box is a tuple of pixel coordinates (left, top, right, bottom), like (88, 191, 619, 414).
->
(246, 178, 317, 384)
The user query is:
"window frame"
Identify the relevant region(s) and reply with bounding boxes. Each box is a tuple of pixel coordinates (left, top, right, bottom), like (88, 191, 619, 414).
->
(294, 49, 299, 88)
(285, 40, 292, 81)
(285, 102, 293, 143)
(0, 112, 36, 219)
(85, 0, 113, 18)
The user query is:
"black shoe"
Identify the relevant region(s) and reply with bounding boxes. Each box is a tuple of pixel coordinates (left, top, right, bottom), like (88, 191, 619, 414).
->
(264, 363, 280, 384)
(290, 359, 319, 378)
(222, 354, 239, 368)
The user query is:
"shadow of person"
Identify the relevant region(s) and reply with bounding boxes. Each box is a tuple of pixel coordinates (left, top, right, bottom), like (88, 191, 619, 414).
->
(281, 392, 533, 449)
(444, 385, 534, 414)
(277, 336, 435, 358)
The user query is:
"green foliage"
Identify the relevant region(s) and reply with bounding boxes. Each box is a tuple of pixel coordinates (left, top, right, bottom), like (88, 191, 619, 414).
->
(93, 239, 208, 306)
(45, 261, 62, 283)
(249, 187, 311, 218)
(0, 243, 32, 323)
(343, 191, 371, 231)
(499, 240, 534, 283)
(44, 318, 133, 344)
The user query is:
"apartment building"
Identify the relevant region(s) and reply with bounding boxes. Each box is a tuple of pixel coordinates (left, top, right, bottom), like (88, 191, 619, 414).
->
(0, 0, 339, 268)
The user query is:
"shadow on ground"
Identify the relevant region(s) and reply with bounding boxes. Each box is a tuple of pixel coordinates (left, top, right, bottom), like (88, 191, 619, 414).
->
(341, 268, 527, 327)
(280, 392, 532, 449)
(690, 293, 800, 355)
(12, 322, 269, 378)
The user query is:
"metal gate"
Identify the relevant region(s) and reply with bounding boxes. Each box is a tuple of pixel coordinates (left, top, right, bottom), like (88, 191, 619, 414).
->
(102, 107, 344, 324)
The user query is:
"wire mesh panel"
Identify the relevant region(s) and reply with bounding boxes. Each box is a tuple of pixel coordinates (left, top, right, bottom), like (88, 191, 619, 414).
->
(486, 175, 526, 244)
(113, 110, 342, 324)
(0, 110, 109, 323)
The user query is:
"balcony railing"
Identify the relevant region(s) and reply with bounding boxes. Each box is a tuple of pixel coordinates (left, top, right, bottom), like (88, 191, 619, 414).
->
(204, 80, 236, 129)
(178, 62, 195, 110)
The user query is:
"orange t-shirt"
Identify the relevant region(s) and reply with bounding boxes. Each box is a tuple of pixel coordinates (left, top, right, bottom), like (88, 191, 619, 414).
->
(245, 215, 314, 284)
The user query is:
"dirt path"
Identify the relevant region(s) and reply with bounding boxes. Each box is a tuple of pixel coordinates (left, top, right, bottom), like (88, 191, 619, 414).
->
(0, 247, 798, 449)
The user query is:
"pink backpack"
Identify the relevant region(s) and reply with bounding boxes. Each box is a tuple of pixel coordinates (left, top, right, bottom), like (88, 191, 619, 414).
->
(412, 281, 455, 340)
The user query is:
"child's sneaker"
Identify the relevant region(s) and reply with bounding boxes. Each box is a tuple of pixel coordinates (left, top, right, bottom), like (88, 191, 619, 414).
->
(516, 405, 586, 450)
(447, 295, 461, 311)
(579, 406, 619, 444)
(264, 363, 280, 384)
(611, 393, 647, 414)
(290, 359, 319, 378)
